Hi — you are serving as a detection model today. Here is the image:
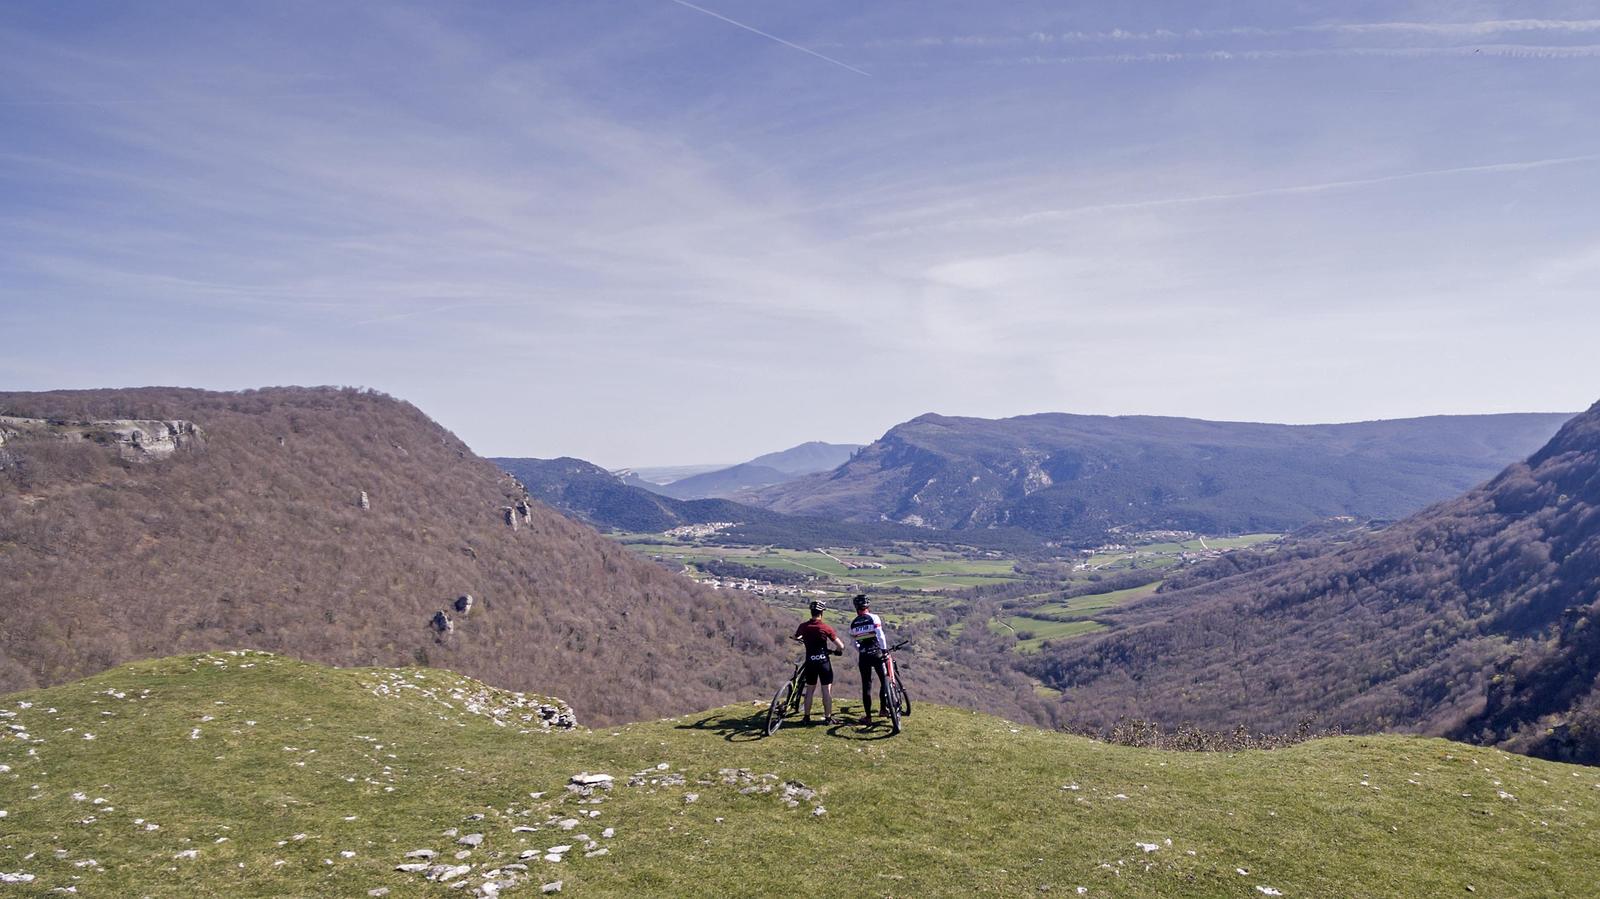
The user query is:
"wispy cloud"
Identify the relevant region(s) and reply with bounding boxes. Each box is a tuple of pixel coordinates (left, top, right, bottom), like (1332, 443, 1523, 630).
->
(913, 154, 1600, 233)
(862, 18, 1600, 49)
(999, 44, 1600, 65)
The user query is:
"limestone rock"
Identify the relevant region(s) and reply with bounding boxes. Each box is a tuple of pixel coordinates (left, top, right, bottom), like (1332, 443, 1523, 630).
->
(432, 611, 454, 634)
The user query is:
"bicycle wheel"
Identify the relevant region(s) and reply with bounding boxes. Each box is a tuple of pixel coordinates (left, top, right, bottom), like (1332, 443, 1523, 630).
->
(884, 679, 902, 734)
(895, 676, 911, 717)
(766, 681, 793, 736)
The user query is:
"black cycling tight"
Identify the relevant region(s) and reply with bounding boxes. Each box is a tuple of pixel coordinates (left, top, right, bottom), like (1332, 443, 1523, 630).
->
(858, 652, 888, 715)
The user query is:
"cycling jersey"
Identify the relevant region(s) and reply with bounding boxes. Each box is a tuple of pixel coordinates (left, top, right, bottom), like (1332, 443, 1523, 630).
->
(849, 612, 887, 655)
(794, 618, 839, 657)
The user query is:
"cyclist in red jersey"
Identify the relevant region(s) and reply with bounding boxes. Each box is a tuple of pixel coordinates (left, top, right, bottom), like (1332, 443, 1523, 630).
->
(792, 599, 845, 725)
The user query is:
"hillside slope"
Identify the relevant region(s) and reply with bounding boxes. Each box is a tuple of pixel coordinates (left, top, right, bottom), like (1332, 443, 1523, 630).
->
(0, 387, 793, 723)
(642, 442, 862, 500)
(752, 411, 1572, 540)
(493, 455, 1046, 552)
(4, 653, 1599, 897)
(1032, 400, 1600, 760)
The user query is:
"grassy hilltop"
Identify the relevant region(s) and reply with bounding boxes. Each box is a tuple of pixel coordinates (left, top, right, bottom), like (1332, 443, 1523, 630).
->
(3, 653, 1599, 897)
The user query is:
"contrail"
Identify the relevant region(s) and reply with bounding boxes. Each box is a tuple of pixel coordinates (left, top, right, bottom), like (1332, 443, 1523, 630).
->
(666, 0, 870, 76)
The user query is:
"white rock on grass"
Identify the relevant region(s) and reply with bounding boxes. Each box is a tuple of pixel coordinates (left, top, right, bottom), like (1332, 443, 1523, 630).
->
(174, 850, 199, 860)
(542, 883, 563, 894)
(584, 848, 609, 858)
(1136, 843, 1160, 853)
(0, 873, 35, 884)
(368, 890, 390, 897)
(405, 850, 437, 859)
(1256, 888, 1283, 897)
(556, 819, 578, 830)
(571, 773, 613, 786)
(458, 834, 484, 846)
(683, 793, 699, 804)
(396, 863, 431, 873)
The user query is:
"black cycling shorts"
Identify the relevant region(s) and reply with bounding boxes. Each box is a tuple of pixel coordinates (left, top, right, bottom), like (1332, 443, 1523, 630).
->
(802, 655, 834, 686)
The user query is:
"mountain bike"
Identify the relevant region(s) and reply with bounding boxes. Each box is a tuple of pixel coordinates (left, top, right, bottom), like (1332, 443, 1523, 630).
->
(885, 640, 911, 718)
(878, 640, 910, 734)
(765, 650, 842, 736)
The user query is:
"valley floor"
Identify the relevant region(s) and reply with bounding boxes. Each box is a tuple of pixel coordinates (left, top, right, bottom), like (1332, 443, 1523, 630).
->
(2, 652, 1598, 897)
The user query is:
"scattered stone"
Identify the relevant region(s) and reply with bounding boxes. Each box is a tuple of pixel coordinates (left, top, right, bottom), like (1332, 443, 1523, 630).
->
(556, 819, 579, 830)
(542, 854, 563, 864)
(520, 850, 539, 860)
(547, 845, 571, 855)
(368, 889, 390, 897)
(358, 491, 370, 510)
(571, 773, 614, 787)
(454, 851, 472, 860)
(1256, 889, 1283, 897)
(601, 828, 615, 839)
(405, 850, 437, 859)
(174, 850, 199, 860)
(542, 883, 563, 894)
(684, 793, 699, 804)
(585, 848, 609, 858)
(456, 595, 474, 614)
(812, 806, 827, 817)
(0, 873, 36, 884)
(433, 611, 454, 634)
(396, 863, 432, 873)
(513, 826, 537, 833)
(1136, 843, 1159, 853)
(431, 864, 472, 882)
(459, 834, 484, 847)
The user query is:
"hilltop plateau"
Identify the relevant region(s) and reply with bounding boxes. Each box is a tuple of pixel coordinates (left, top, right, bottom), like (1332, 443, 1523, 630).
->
(2, 652, 1597, 897)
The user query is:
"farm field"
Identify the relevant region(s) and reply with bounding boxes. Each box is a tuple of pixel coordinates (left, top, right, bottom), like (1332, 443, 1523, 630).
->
(990, 582, 1163, 652)
(613, 530, 1281, 651)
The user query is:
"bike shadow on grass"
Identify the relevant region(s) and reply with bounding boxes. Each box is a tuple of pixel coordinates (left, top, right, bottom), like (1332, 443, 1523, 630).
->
(675, 707, 771, 743)
(674, 706, 902, 743)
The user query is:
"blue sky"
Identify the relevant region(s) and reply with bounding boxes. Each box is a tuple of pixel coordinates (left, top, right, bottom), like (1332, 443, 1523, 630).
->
(3, 1, 1598, 466)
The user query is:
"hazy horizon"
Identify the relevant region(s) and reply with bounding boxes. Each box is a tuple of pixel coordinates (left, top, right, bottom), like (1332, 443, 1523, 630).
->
(4, 1, 1598, 465)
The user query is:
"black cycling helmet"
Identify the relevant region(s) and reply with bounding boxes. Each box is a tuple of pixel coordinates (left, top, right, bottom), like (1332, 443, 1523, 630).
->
(809, 599, 827, 614)
(852, 593, 869, 610)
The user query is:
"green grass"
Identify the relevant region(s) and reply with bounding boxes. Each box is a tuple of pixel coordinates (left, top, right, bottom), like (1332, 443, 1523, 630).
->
(989, 582, 1162, 652)
(992, 615, 1108, 647)
(6, 652, 1599, 897)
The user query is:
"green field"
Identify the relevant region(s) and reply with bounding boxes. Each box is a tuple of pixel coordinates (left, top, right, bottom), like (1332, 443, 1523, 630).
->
(5, 652, 1600, 897)
(620, 532, 1281, 652)
(991, 581, 1163, 652)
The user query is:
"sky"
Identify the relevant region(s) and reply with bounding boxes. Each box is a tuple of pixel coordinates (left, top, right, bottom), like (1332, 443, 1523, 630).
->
(2, 1, 1598, 467)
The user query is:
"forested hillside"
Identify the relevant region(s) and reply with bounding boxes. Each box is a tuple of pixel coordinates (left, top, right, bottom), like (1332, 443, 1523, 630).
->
(0, 387, 792, 723)
(752, 411, 1571, 540)
(1032, 400, 1600, 761)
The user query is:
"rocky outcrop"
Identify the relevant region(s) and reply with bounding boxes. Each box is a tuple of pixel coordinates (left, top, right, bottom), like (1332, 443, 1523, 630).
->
(358, 491, 370, 510)
(502, 507, 519, 531)
(0, 415, 201, 462)
(431, 611, 454, 634)
(455, 595, 474, 614)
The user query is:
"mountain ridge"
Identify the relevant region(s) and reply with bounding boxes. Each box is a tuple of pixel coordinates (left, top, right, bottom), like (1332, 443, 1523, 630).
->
(1030, 399, 1600, 761)
(750, 410, 1574, 540)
